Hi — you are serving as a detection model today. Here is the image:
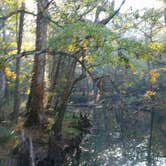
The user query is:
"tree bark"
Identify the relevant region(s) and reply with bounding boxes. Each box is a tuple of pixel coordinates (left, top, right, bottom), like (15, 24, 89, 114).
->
(0, 69, 6, 103)
(25, 0, 48, 127)
(13, 2, 25, 118)
(53, 58, 77, 134)
(164, 1, 166, 25)
(0, 17, 7, 115)
(47, 54, 62, 110)
(147, 111, 154, 166)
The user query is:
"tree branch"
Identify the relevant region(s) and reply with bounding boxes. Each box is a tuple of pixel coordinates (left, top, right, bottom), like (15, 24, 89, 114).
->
(45, 0, 55, 10)
(73, 73, 86, 86)
(0, 8, 63, 28)
(0, 9, 37, 20)
(50, 50, 95, 80)
(5, 49, 95, 81)
(94, 6, 106, 23)
(5, 49, 47, 63)
(98, 0, 126, 25)
(0, 10, 22, 20)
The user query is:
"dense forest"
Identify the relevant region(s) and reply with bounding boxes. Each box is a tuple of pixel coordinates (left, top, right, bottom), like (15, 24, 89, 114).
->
(0, 0, 166, 165)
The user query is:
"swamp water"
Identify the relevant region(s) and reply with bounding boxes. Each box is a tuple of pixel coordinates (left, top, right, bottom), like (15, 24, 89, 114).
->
(79, 105, 166, 166)
(0, 104, 166, 166)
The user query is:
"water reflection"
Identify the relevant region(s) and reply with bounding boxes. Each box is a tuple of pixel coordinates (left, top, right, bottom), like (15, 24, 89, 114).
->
(80, 105, 166, 166)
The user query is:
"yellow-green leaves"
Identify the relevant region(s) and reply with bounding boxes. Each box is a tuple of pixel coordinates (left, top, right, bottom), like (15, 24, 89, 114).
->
(67, 43, 78, 52)
(84, 54, 95, 64)
(4, 67, 16, 80)
(148, 42, 165, 53)
(149, 69, 160, 84)
(144, 90, 156, 99)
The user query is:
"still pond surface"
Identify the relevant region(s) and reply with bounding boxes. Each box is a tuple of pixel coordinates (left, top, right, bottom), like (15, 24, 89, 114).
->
(80, 104, 166, 166)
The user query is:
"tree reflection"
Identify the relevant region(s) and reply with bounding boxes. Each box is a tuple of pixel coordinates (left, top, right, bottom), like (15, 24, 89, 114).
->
(80, 104, 166, 166)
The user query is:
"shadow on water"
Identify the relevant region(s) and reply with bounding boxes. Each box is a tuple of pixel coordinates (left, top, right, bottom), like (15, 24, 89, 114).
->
(79, 104, 166, 166)
(0, 103, 166, 166)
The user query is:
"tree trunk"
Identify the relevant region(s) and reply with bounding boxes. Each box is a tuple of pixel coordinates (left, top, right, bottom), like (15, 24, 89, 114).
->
(164, 1, 166, 25)
(13, 2, 25, 118)
(0, 18, 7, 115)
(147, 111, 154, 166)
(0, 69, 6, 105)
(53, 59, 77, 134)
(26, 0, 48, 127)
(47, 55, 62, 110)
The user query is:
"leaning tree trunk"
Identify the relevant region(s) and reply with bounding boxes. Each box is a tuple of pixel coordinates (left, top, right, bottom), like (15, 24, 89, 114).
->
(26, 0, 48, 126)
(47, 57, 77, 165)
(13, 2, 25, 118)
(53, 57, 77, 134)
(49, 51, 86, 135)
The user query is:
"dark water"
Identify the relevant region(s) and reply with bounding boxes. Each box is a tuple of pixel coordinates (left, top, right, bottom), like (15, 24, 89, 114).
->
(0, 104, 166, 166)
(80, 105, 166, 166)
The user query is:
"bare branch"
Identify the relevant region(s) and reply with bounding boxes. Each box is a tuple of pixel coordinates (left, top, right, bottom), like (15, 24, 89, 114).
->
(0, 10, 22, 20)
(0, 9, 63, 29)
(98, 0, 126, 25)
(94, 6, 106, 23)
(0, 9, 37, 20)
(45, 0, 55, 9)
(50, 50, 95, 80)
(73, 73, 86, 86)
(5, 49, 95, 81)
(5, 50, 47, 63)
(79, 5, 96, 19)
(24, 10, 37, 17)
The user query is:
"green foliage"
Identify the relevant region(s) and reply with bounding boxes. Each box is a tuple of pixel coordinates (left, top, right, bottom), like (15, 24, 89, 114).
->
(63, 127, 80, 139)
(49, 21, 115, 51)
(0, 126, 15, 146)
(61, 112, 80, 137)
